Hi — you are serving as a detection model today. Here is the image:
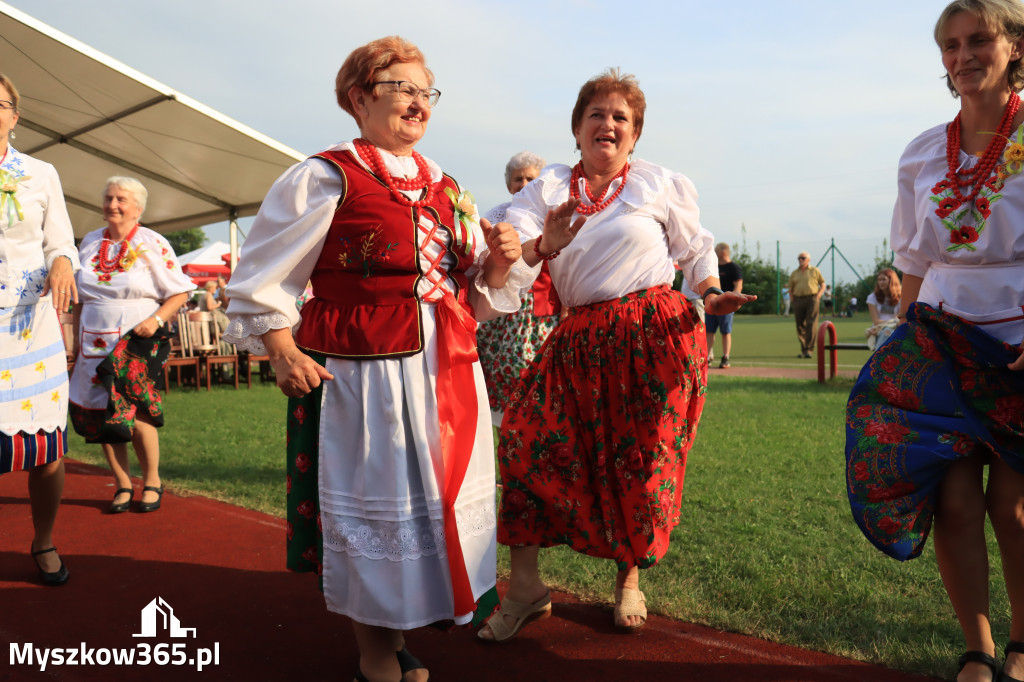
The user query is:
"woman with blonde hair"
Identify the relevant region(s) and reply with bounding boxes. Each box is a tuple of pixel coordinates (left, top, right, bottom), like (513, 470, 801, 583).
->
(846, 2, 1024, 680)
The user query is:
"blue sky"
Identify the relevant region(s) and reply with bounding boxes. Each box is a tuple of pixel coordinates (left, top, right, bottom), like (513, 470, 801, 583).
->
(14, 0, 962, 282)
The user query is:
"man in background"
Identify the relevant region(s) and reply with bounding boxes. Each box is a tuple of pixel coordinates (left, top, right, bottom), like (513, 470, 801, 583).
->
(705, 243, 742, 369)
(787, 252, 826, 358)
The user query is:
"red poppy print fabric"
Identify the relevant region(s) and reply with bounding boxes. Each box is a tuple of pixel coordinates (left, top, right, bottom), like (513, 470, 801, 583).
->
(497, 286, 707, 570)
(845, 303, 1024, 561)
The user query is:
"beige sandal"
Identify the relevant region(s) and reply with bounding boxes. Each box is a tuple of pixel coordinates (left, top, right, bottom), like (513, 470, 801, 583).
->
(614, 587, 647, 633)
(477, 590, 552, 644)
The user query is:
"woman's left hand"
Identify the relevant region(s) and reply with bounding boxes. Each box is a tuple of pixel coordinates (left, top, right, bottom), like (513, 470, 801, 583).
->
(133, 316, 160, 338)
(705, 291, 757, 315)
(481, 218, 522, 268)
(1009, 344, 1024, 371)
(42, 256, 78, 312)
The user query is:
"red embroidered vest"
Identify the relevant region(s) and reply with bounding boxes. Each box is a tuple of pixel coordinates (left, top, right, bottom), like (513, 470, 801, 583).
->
(294, 148, 476, 359)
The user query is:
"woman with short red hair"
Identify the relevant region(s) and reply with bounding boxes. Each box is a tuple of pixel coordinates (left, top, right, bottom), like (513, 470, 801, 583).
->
(479, 68, 754, 642)
(226, 36, 530, 682)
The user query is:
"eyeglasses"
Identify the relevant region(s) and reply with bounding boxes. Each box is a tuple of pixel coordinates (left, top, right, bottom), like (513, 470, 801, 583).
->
(798, 256, 808, 261)
(0, 100, 15, 111)
(372, 81, 441, 107)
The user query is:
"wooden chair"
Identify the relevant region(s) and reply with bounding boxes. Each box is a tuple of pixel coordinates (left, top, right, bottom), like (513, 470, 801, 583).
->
(59, 311, 75, 373)
(243, 351, 272, 389)
(186, 311, 239, 390)
(163, 311, 201, 391)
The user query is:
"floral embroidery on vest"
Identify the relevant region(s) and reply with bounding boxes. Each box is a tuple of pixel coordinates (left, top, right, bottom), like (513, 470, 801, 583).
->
(932, 125, 1024, 252)
(337, 226, 399, 279)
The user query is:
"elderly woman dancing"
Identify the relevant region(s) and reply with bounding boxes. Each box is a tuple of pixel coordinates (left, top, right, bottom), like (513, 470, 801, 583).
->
(845, 2, 1024, 681)
(224, 36, 527, 682)
(0, 74, 80, 585)
(476, 151, 560, 421)
(479, 68, 754, 642)
(69, 177, 193, 514)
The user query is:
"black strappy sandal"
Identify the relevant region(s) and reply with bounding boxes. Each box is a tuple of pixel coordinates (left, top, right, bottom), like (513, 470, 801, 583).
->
(396, 647, 428, 680)
(955, 650, 999, 681)
(1001, 641, 1024, 682)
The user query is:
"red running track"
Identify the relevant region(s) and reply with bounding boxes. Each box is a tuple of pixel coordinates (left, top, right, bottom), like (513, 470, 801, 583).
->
(0, 460, 939, 682)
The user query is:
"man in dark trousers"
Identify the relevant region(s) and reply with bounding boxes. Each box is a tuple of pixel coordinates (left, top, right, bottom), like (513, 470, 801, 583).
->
(787, 252, 826, 357)
(705, 243, 742, 368)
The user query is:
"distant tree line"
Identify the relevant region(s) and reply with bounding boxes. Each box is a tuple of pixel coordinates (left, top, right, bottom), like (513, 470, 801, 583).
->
(685, 229, 900, 316)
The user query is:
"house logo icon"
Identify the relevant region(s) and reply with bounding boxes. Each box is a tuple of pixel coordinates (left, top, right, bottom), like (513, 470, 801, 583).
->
(133, 597, 197, 638)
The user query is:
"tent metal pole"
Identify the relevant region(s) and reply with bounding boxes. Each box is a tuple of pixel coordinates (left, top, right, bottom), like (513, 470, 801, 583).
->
(229, 210, 239, 273)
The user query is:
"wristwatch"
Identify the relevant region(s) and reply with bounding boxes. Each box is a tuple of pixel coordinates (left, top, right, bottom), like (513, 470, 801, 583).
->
(701, 287, 724, 302)
(152, 314, 165, 328)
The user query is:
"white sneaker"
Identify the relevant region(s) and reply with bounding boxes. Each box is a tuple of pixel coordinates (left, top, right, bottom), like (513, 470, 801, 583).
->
(708, 350, 714, 363)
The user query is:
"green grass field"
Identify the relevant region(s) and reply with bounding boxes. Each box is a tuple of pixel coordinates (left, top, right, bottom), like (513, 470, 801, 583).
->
(716, 312, 874, 371)
(64, 314, 1001, 680)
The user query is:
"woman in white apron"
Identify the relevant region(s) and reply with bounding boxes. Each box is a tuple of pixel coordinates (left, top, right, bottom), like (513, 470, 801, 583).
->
(69, 177, 193, 514)
(0, 74, 80, 585)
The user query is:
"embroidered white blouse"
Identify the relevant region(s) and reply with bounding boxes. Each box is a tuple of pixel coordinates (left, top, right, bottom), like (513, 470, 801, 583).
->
(506, 160, 717, 307)
(70, 226, 195, 411)
(223, 141, 526, 629)
(0, 148, 80, 308)
(224, 141, 531, 350)
(892, 123, 1024, 344)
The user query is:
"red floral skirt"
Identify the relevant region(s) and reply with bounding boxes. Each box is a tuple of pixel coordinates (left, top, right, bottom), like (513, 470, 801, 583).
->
(496, 285, 707, 570)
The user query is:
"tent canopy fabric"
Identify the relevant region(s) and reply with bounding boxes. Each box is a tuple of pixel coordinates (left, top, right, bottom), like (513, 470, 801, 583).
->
(0, 2, 305, 239)
(178, 241, 231, 287)
(177, 241, 232, 267)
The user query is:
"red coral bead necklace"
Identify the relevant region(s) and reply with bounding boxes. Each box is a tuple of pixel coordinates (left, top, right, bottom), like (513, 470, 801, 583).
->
(570, 161, 629, 215)
(96, 223, 139, 273)
(353, 138, 436, 208)
(944, 92, 1020, 210)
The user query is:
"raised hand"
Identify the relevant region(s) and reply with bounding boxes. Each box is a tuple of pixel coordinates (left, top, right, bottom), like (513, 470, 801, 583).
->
(481, 218, 522, 268)
(538, 197, 587, 256)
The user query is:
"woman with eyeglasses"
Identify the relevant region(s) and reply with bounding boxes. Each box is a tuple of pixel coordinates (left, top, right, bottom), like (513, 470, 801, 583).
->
(478, 69, 754, 643)
(224, 36, 527, 682)
(846, 1, 1024, 680)
(0, 74, 80, 586)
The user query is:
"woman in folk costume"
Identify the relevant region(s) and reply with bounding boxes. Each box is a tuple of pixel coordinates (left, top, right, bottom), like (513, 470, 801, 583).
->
(0, 73, 79, 585)
(478, 69, 755, 642)
(224, 36, 532, 682)
(476, 151, 561, 423)
(845, 2, 1024, 681)
(69, 177, 194, 514)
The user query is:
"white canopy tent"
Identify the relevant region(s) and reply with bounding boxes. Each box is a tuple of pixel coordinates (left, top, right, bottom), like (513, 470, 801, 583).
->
(177, 241, 232, 267)
(0, 2, 305, 268)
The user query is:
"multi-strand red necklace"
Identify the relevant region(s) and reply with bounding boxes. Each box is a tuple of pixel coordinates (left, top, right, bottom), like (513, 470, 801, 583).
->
(96, 223, 139, 273)
(570, 161, 629, 215)
(944, 92, 1021, 211)
(353, 138, 435, 207)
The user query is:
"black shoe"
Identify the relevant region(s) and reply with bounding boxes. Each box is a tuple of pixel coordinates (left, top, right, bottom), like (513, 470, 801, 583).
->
(397, 647, 428, 679)
(137, 485, 164, 513)
(1003, 641, 1024, 682)
(109, 487, 133, 514)
(956, 651, 999, 682)
(719, 356, 730, 369)
(30, 544, 70, 586)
